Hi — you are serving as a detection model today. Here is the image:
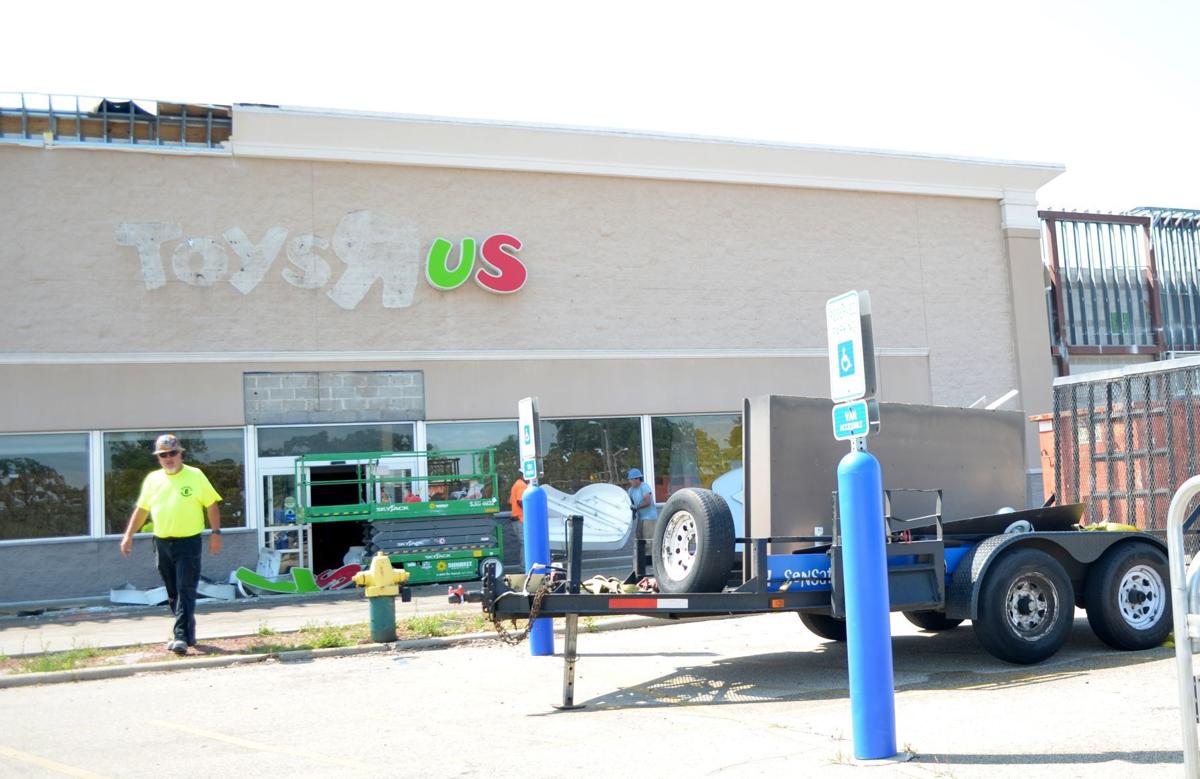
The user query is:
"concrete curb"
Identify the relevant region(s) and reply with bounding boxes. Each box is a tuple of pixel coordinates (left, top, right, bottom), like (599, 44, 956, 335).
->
(0, 614, 681, 689)
(0, 653, 271, 689)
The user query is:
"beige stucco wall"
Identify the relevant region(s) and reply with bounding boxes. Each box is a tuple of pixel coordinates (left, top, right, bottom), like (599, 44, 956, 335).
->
(0, 143, 1021, 419)
(0, 354, 932, 431)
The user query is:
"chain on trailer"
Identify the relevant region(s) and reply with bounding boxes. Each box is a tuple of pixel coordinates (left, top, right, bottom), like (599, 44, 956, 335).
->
(488, 569, 559, 645)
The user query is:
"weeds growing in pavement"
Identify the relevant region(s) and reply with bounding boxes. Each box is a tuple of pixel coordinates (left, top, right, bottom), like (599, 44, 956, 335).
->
(18, 645, 103, 674)
(404, 615, 449, 637)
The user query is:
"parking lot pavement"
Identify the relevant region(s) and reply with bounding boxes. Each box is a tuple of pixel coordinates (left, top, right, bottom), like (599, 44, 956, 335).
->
(0, 610, 1183, 778)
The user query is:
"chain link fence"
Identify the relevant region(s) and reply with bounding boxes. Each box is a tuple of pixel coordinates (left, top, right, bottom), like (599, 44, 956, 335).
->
(1051, 357, 1200, 550)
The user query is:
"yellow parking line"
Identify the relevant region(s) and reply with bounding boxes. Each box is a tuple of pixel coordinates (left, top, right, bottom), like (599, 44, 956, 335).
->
(0, 745, 109, 778)
(146, 719, 377, 770)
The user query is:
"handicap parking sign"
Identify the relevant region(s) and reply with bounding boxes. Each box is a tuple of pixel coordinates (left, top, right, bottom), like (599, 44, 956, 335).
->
(826, 291, 875, 403)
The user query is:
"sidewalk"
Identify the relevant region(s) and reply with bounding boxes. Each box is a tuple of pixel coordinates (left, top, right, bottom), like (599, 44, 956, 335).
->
(0, 584, 477, 656)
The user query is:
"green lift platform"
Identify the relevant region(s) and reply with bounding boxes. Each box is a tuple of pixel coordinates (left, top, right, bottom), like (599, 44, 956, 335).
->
(294, 448, 503, 585)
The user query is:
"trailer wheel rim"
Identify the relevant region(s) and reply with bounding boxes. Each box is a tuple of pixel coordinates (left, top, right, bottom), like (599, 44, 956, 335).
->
(1004, 574, 1058, 639)
(1117, 564, 1165, 630)
(660, 510, 698, 582)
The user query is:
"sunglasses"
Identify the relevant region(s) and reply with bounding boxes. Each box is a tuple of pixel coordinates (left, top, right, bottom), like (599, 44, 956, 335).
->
(156, 450, 180, 459)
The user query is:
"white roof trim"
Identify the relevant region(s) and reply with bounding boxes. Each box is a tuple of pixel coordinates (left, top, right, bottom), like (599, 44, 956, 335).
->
(229, 104, 1063, 200)
(0, 347, 930, 366)
(1053, 353, 1200, 386)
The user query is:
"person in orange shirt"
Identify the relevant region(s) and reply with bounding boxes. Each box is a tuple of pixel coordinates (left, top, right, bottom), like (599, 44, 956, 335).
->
(505, 472, 528, 572)
(509, 473, 528, 522)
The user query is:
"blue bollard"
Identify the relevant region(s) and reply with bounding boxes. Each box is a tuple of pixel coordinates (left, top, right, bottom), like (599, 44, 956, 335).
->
(837, 449, 896, 760)
(522, 484, 554, 656)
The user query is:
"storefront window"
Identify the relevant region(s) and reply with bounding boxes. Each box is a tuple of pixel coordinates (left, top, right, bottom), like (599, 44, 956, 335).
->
(426, 420, 517, 510)
(651, 414, 742, 502)
(540, 417, 642, 495)
(104, 429, 246, 534)
(257, 423, 414, 457)
(0, 433, 90, 541)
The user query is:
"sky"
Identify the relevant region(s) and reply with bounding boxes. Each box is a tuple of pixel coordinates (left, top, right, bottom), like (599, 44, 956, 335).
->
(7, 0, 1197, 212)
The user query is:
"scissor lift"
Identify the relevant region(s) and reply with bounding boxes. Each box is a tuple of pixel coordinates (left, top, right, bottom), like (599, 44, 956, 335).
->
(295, 448, 503, 584)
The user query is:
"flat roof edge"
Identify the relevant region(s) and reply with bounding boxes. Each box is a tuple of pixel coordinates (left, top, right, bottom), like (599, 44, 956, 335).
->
(230, 104, 1064, 197)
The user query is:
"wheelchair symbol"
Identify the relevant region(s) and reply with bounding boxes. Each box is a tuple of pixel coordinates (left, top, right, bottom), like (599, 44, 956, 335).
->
(837, 341, 855, 378)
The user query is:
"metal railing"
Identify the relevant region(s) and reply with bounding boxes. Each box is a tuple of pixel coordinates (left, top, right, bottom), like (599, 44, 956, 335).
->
(1042, 211, 1163, 374)
(1051, 356, 1200, 545)
(0, 92, 231, 149)
(1134, 208, 1200, 352)
(1044, 208, 1200, 372)
(1166, 476, 1200, 779)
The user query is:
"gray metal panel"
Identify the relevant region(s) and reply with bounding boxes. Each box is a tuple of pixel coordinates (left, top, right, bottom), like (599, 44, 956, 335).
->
(747, 395, 1027, 553)
(0, 532, 258, 604)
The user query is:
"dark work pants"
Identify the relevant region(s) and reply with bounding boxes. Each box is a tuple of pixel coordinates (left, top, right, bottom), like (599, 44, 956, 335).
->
(502, 518, 525, 573)
(154, 535, 202, 645)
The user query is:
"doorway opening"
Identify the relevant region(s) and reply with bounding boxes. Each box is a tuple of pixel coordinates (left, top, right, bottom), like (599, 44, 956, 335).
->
(308, 464, 370, 573)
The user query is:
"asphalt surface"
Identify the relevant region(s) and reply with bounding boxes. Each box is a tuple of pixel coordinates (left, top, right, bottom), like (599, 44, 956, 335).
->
(0, 609, 1186, 778)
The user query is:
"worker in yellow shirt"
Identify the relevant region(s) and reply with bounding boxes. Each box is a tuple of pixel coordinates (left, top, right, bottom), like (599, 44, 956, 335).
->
(119, 434, 222, 655)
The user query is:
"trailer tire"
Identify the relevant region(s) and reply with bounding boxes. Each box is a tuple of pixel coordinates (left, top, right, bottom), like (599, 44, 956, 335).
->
(652, 488, 735, 594)
(973, 547, 1073, 664)
(1084, 542, 1171, 651)
(799, 612, 847, 641)
(903, 610, 963, 632)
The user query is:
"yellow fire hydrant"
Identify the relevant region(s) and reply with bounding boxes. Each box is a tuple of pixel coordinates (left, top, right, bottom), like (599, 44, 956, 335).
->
(353, 552, 410, 643)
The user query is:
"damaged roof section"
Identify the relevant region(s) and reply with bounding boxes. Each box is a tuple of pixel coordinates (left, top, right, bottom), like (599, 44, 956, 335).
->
(0, 93, 232, 149)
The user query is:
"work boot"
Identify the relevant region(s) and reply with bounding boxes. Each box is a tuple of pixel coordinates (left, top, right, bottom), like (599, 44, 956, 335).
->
(166, 639, 187, 656)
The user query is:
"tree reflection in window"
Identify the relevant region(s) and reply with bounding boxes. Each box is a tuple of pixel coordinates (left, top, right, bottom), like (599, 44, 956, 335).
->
(0, 434, 89, 540)
(651, 414, 742, 502)
(103, 429, 246, 535)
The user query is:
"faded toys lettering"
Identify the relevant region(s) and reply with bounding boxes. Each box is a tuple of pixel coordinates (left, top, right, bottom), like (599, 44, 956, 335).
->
(115, 210, 528, 310)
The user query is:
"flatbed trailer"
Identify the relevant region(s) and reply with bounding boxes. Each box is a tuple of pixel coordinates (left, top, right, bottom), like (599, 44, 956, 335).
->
(484, 491, 1171, 707)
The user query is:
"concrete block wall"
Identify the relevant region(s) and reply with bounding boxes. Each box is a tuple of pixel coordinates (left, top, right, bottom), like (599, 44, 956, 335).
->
(244, 370, 424, 424)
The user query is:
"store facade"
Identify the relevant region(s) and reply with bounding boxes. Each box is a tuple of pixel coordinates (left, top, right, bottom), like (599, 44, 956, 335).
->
(0, 103, 1062, 602)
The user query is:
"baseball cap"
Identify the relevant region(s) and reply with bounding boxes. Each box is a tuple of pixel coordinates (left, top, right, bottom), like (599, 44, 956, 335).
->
(153, 434, 185, 454)
(627, 468, 643, 480)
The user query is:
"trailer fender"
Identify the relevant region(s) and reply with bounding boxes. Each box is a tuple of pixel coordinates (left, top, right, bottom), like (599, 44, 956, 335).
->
(944, 531, 1166, 621)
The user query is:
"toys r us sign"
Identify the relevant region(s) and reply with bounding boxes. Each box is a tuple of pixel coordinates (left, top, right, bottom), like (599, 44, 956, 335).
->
(115, 210, 529, 310)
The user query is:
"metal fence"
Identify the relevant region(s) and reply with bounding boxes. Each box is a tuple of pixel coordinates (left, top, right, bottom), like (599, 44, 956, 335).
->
(0, 92, 232, 149)
(1051, 357, 1200, 543)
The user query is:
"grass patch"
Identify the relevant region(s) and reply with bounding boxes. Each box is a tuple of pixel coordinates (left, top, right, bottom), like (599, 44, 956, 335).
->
(312, 625, 352, 649)
(404, 615, 449, 637)
(256, 622, 276, 637)
(294, 622, 356, 649)
(18, 646, 104, 674)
